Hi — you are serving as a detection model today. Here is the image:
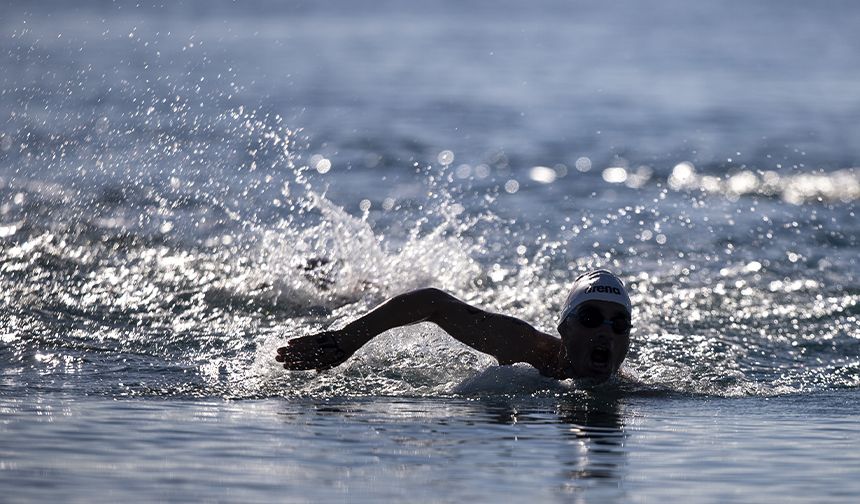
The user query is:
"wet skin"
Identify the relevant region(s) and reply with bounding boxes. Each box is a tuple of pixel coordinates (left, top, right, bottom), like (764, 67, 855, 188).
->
(556, 301, 632, 381)
(276, 288, 632, 383)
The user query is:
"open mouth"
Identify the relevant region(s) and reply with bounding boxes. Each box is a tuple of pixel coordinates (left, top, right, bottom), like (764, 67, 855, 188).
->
(590, 347, 612, 369)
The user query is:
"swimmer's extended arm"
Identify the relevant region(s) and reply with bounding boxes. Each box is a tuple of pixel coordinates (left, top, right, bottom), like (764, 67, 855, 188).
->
(275, 288, 562, 376)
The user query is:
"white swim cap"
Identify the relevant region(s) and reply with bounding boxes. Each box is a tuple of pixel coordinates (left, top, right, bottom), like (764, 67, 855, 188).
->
(559, 269, 632, 323)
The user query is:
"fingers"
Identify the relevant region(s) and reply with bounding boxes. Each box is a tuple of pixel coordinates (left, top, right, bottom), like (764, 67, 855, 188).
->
(275, 335, 318, 363)
(279, 335, 318, 354)
(274, 344, 297, 363)
(274, 332, 347, 371)
(276, 344, 321, 370)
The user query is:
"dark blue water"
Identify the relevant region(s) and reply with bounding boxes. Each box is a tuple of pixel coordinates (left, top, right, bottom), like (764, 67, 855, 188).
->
(1, 1, 859, 501)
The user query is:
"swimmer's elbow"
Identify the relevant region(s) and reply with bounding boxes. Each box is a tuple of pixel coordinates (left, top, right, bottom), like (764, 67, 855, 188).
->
(408, 288, 471, 324)
(409, 287, 460, 308)
(411, 287, 453, 299)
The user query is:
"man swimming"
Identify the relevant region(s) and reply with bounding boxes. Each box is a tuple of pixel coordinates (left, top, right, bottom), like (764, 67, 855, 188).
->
(276, 269, 632, 383)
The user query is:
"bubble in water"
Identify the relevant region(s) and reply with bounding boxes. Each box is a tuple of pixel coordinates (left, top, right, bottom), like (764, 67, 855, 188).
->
(437, 150, 455, 166)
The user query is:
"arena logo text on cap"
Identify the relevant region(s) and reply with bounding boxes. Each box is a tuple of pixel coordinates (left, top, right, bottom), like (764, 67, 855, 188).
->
(559, 269, 632, 324)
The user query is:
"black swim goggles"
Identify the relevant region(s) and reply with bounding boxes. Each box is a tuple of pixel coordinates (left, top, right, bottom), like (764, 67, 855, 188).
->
(569, 305, 631, 335)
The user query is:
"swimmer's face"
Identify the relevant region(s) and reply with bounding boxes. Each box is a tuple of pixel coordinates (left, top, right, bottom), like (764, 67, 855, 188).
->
(557, 300, 631, 382)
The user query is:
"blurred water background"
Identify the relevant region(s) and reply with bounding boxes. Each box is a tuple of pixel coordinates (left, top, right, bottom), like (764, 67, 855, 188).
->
(1, 0, 859, 502)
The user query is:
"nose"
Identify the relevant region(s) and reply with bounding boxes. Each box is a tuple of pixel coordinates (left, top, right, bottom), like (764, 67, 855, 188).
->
(592, 323, 615, 343)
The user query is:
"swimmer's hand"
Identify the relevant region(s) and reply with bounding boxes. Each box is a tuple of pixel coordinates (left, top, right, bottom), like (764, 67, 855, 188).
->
(276, 331, 352, 371)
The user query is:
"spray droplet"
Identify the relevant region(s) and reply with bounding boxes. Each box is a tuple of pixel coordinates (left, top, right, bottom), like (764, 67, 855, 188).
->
(310, 154, 332, 174)
(529, 166, 557, 184)
(95, 116, 110, 134)
(575, 157, 592, 172)
(602, 167, 628, 184)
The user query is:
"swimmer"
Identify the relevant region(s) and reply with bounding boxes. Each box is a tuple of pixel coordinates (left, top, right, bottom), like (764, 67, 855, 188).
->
(276, 269, 632, 383)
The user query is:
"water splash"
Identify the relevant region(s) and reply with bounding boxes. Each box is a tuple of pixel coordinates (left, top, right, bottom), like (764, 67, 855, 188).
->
(2, 92, 858, 400)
